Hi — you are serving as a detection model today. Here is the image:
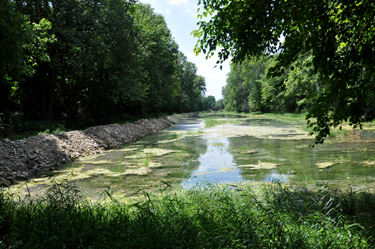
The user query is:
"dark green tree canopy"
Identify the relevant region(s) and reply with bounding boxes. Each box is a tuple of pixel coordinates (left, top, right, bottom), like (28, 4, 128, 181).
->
(193, 0, 375, 144)
(1, 0, 207, 132)
(206, 95, 216, 108)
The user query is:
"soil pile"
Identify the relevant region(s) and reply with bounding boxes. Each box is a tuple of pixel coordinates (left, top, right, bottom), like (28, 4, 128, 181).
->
(0, 114, 194, 186)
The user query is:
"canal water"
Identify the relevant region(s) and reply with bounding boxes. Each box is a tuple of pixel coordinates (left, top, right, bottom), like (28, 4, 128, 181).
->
(8, 114, 375, 199)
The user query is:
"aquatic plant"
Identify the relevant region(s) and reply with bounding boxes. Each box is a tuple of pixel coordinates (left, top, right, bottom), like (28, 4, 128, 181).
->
(204, 117, 242, 128)
(186, 130, 204, 136)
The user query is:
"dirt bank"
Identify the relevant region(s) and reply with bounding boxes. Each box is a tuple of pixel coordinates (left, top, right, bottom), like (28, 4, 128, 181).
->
(0, 114, 196, 186)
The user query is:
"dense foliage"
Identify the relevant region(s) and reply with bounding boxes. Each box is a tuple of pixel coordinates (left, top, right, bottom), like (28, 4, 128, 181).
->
(0, 0, 210, 134)
(193, 0, 375, 144)
(223, 54, 320, 114)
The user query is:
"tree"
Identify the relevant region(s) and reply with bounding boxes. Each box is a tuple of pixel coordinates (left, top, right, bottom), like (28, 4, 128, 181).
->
(0, 0, 28, 82)
(135, 3, 180, 115)
(223, 63, 250, 112)
(241, 57, 268, 112)
(215, 99, 224, 108)
(175, 52, 207, 113)
(1, 0, 209, 130)
(193, 0, 375, 144)
(12, 0, 143, 121)
(206, 95, 216, 109)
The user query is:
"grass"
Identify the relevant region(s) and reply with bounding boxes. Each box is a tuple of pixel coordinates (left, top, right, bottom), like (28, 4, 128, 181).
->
(1, 180, 375, 248)
(204, 110, 309, 126)
(262, 112, 309, 125)
(323, 155, 352, 164)
(186, 130, 204, 136)
(208, 110, 370, 140)
(328, 129, 351, 138)
(204, 117, 242, 128)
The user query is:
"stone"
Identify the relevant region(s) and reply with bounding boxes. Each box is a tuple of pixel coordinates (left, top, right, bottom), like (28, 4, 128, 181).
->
(1, 179, 11, 187)
(0, 113, 195, 186)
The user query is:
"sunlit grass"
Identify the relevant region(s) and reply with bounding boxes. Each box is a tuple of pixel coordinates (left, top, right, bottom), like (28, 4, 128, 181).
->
(262, 112, 309, 125)
(324, 128, 351, 138)
(204, 117, 242, 128)
(186, 130, 204, 136)
(1, 180, 374, 248)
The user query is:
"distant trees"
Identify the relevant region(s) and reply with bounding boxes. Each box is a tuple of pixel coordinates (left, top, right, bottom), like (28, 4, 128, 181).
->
(1, 0, 206, 128)
(215, 99, 224, 109)
(223, 54, 320, 113)
(206, 96, 216, 109)
(193, 0, 375, 143)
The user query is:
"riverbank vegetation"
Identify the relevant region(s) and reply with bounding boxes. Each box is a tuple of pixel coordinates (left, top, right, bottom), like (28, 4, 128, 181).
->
(203, 116, 242, 128)
(1, 180, 375, 248)
(221, 54, 375, 142)
(0, 1, 213, 139)
(193, 0, 375, 144)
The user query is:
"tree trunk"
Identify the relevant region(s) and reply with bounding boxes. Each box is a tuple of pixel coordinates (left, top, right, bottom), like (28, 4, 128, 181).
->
(41, 91, 47, 120)
(35, 0, 40, 20)
(47, 69, 55, 120)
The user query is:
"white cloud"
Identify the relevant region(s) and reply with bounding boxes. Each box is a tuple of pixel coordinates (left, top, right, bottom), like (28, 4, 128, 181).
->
(167, 0, 189, 5)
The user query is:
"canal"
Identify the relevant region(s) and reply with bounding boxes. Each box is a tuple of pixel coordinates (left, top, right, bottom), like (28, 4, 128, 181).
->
(8, 113, 375, 199)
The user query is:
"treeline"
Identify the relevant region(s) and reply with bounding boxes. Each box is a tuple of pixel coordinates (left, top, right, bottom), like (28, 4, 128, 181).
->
(0, 0, 209, 131)
(223, 54, 319, 113)
(224, 53, 375, 118)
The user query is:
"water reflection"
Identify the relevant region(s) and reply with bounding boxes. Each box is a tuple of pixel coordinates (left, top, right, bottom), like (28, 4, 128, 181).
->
(180, 116, 375, 189)
(182, 136, 244, 187)
(167, 118, 204, 131)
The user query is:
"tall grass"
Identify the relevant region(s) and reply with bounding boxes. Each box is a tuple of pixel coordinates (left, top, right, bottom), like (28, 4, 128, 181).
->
(1, 180, 374, 248)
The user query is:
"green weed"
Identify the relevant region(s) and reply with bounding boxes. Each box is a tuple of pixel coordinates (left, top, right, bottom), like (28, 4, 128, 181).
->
(328, 129, 351, 138)
(186, 130, 204, 136)
(0, 180, 374, 248)
(323, 155, 351, 164)
(204, 117, 242, 128)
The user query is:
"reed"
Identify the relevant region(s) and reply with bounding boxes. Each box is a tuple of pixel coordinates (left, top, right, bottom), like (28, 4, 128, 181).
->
(0, 180, 374, 248)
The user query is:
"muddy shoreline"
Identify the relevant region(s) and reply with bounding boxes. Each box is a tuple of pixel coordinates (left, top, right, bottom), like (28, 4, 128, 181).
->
(0, 113, 197, 187)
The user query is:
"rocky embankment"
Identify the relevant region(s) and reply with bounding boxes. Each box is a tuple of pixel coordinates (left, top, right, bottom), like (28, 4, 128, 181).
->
(0, 114, 194, 186)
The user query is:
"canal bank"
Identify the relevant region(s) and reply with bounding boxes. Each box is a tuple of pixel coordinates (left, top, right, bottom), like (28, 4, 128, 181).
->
(0, 113, 198, 186)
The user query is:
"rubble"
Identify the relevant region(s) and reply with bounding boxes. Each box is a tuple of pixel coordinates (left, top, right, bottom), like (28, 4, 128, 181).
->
(0, 113, 194, 186)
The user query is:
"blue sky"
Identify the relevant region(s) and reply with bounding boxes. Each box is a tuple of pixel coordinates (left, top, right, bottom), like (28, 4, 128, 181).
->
(140, 0, 230, 101)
